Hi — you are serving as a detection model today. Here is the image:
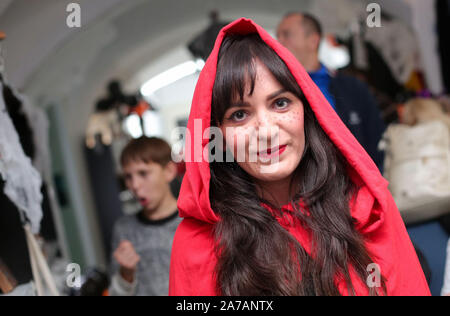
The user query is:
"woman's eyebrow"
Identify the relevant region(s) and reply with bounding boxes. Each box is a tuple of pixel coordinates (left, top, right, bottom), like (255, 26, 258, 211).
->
(228, 89, 288, 109)
(267, 89, 287, 101)
(229, 100, 251, 108)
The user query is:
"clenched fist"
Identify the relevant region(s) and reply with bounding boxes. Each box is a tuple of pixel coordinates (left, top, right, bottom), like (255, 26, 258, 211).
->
(113, 240, 140, 283)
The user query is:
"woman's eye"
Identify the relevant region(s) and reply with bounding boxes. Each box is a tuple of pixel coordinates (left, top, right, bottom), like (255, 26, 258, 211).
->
(229, 110, 248, 122)
(274, 98, 291, 109)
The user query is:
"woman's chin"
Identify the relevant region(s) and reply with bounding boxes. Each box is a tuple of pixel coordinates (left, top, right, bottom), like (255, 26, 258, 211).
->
(247, 163, 295, 183)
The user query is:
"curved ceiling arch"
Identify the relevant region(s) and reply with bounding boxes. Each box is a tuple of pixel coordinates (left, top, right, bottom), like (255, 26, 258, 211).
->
(1, 0, 411, 110)
(23, 0, 312, 109)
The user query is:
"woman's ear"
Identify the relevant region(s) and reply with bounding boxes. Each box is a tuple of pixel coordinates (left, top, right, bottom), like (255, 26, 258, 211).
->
(164, 161, 178, 183)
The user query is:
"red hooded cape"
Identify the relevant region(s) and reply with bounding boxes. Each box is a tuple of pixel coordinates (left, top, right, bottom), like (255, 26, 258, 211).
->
(169, 18, 430, 296)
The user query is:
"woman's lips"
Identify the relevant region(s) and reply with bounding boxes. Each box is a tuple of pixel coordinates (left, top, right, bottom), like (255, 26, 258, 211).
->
(257, 145, 287, 160)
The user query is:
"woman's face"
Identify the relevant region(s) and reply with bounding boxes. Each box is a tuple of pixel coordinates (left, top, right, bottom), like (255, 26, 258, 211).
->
(219, 59, 305, 184)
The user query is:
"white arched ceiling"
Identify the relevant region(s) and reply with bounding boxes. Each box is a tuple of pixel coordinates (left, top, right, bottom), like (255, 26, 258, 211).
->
(0, 0, 413, 110)
(0, 0, 125, 89)
(0, 0, 13, 16)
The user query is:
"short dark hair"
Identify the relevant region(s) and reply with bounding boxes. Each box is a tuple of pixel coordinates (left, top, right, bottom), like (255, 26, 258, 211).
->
(120, 136, 172, 167)
(284, 12, 323, 38)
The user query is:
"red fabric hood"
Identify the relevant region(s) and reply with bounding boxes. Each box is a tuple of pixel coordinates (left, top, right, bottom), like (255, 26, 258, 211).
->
(170, 18, 430, 296)
(178, 17, 388, 227)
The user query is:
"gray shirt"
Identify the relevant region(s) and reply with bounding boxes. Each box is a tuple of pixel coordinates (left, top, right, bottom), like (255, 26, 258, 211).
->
(109, 209, 181, 296)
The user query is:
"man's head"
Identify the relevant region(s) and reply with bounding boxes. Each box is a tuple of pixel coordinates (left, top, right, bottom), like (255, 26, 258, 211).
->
(120, 137, 177, 212)
(277, 12, 322, 70)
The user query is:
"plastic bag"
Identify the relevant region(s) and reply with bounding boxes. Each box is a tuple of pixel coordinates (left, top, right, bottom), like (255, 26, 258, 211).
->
(381, 121, 450, 219)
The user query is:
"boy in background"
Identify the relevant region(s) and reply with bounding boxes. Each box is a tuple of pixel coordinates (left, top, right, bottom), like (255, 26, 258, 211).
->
(109, 137, 181, 296)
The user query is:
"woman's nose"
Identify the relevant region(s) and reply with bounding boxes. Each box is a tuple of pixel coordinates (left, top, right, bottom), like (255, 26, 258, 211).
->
(255, 108, 274, 128)
(253, 109, 279, 144)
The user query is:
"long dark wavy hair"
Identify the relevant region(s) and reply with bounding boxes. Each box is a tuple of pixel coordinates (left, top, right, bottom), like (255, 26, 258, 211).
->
(209, 33, 386, 296)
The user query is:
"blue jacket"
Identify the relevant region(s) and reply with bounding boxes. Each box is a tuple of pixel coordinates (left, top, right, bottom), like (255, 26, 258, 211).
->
(328, 72, 386, 172)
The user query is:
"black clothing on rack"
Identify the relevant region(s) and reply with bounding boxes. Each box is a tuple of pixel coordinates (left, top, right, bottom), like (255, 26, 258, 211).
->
(0, 181, 33, 290)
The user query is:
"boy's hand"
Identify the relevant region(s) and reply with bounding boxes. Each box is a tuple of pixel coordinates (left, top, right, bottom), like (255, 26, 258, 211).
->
(114, 240, 140, 283)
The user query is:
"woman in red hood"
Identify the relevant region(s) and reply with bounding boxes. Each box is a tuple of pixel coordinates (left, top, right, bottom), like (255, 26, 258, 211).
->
(169, 18, 430, 296)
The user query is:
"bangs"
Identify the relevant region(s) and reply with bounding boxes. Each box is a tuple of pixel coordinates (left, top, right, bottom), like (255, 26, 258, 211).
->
(211, 35, 258, 126)
(211, 33, 305, 126)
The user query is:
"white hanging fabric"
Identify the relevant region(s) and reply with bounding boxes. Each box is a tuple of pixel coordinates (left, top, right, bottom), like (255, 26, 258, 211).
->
(363, 18, 418, 85)
(17, 91, 71, 261)
(0, 81, 43, 234)
(0, 33, 59, 296)
(17, 92, 51, 181)
(24, 224, 59, 296)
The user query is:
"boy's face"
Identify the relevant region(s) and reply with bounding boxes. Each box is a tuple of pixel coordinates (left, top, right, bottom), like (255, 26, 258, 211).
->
(122, 160, 175, 212)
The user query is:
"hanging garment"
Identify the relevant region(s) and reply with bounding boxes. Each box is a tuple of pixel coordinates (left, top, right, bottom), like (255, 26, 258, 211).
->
(364, 18, 418, 86)
(23, 224, 59, 296)
(169, 18, 430, 296)
(0, 180, 58, 296)
(0, 82, 43, 234)
(12, 89, 64, 247)
(17, 93, 51, 181)
(346, 34, 405, 99)
(2, 84, 35, 160)
(188, 11, 230, 61)
(0, 179, 33, 289)
(15, 94, 59, 242)
(346, 16, 418, 99)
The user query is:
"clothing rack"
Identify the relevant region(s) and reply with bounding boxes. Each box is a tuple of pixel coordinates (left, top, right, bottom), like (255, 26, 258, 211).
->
(0, 35, 60, 294)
